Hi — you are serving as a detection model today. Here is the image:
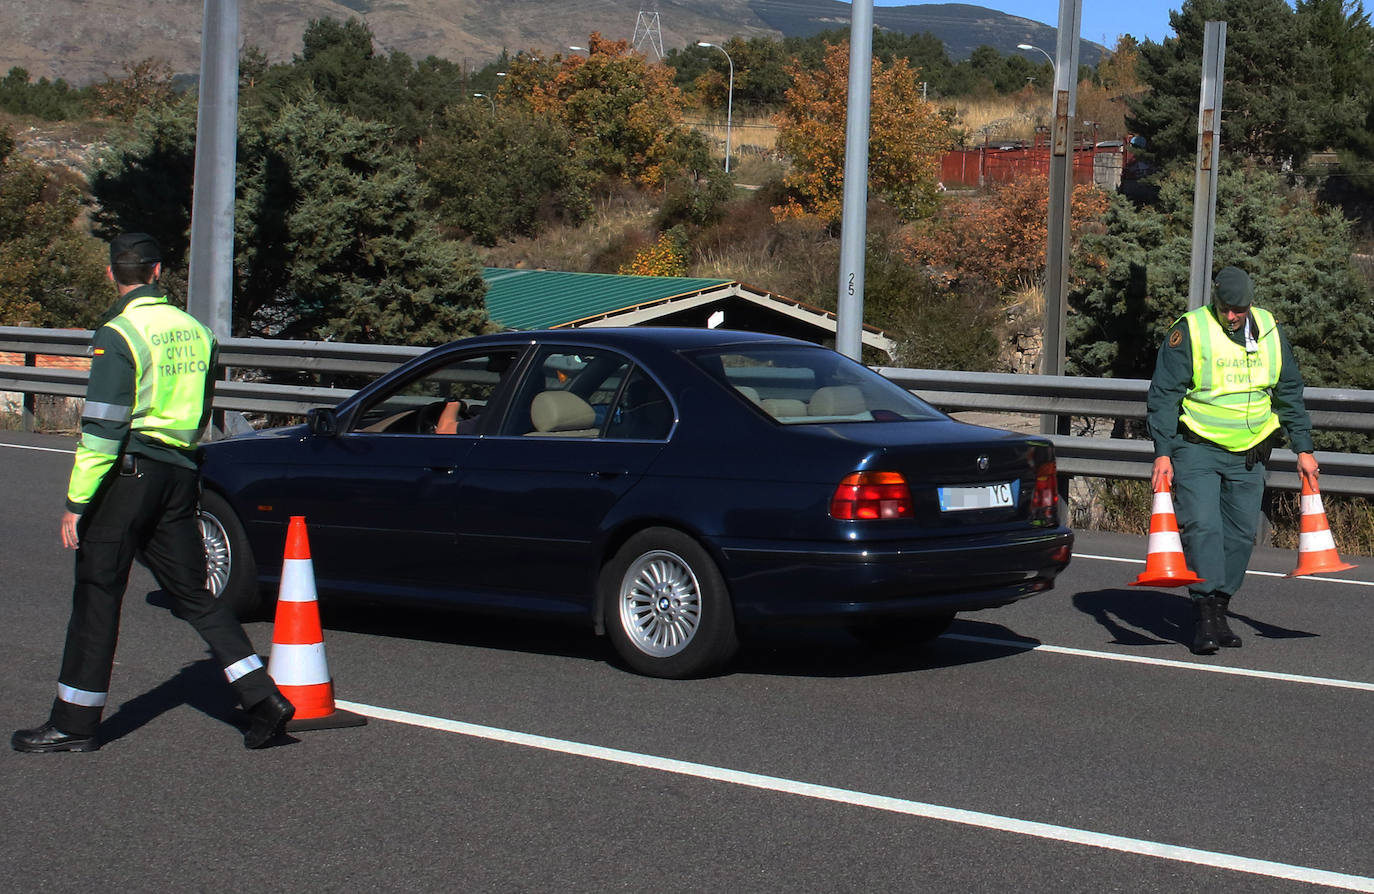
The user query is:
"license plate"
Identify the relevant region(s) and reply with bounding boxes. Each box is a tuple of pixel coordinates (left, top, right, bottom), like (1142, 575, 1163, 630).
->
(938, 482, 1015, 512)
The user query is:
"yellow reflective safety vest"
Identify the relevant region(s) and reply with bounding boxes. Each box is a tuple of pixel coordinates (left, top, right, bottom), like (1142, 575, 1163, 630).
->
(1178, 305, 1281, 452)
(106, 298, 215, 450)
(67, 293, 216, 511)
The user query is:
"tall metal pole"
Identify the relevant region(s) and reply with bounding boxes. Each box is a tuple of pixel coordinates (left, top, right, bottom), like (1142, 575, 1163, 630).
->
(186, 0, 239, 339)
(1040, 0, 1082, 435)
(698, 42, 734, 174)
(1188, 22, 1226, 311)
(835, 0, 873, 360)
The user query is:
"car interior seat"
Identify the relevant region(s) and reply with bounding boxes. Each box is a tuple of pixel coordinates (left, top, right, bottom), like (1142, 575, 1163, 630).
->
(527, 390, 601, 437)
(759, 397, 808, 419)
(734, 385, 761, 404)
(808, 385, 867, 417)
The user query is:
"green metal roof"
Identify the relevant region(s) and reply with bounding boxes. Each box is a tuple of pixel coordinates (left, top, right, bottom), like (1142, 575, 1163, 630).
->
(482, 268, 733, 330)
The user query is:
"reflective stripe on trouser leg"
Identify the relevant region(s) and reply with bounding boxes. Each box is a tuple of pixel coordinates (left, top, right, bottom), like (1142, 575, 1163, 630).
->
(57, 683, 107, 707)
(49, 684, 109, 738)
(224, 654, 264, 682)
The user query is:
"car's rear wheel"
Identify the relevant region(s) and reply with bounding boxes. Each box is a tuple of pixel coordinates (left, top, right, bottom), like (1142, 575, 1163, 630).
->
(198, 490, 263, 620)
(850, 612, 956, 649)
(601, 527, 738, 678)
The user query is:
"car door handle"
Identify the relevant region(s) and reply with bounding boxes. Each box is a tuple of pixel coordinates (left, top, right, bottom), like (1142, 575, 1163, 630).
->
(426, 465, 457, 475)
(591, 468, 629, 479)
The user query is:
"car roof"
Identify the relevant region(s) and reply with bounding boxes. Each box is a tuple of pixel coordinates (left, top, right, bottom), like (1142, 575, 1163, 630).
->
(446, 327, 818, 352)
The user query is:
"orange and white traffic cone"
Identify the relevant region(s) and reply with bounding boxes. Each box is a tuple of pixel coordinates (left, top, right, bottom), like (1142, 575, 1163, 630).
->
(267, 516, 365, 731)
(1288, 478, 1356, 577)
(1130, 487, 1205, 588)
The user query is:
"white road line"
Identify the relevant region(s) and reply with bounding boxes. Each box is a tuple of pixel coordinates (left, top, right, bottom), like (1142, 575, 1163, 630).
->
(1075, 552, 1372, 587)
(0, 442, 73, 454)
(942, 633, 1374, 692)
(334, 698, 1374, 892)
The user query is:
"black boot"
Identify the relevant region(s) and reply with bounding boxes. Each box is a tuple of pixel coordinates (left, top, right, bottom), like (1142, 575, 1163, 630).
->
(12, 722, 100, 753)
(1190, 597, 1220, 655)
(1214, 595, 1242, 648)
(244, 693, 294, 749)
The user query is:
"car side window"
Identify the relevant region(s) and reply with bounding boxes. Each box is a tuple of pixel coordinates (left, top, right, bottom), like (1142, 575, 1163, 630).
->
(502, 347, 643, 438)
(603, 367, 674, 440)
(350, 349, 520, 435)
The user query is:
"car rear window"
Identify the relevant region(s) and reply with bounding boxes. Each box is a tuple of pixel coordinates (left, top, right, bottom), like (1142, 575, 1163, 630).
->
(687, 344, 945, 424)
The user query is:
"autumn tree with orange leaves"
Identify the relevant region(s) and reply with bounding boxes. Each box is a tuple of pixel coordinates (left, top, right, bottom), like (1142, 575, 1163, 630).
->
(773, 42, 949, 223)
(517, 33, 697, 188)
(904, 174, 1109, 292)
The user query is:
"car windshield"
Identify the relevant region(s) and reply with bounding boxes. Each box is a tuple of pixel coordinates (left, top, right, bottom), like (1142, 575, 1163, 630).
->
(687, 343, 946, 424)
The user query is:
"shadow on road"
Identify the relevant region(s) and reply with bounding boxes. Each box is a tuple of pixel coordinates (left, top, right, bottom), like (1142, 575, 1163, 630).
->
(1072, 587, 1318, 647)
(97, 656, 286, 747)
(298, 597, 1048, 680)
(733, 620, 1036, 678)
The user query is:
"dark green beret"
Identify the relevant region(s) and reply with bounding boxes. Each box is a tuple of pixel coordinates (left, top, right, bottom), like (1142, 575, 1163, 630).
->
(1213, 266, 1253, 308)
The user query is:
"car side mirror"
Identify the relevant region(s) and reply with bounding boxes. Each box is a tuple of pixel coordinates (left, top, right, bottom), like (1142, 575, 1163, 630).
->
(307, 407, 340, 437)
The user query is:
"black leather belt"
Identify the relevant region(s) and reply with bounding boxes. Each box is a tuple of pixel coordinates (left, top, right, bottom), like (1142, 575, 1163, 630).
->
(1179, 426, 1275, 469)
(1178, 427, 1226, 450)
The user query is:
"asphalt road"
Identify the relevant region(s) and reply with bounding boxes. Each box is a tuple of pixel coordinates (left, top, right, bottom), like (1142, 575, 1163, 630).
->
(3, 431, 1372, 892)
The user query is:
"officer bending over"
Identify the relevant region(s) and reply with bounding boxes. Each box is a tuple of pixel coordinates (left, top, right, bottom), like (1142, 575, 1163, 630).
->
(1146, 266, 1320, 656)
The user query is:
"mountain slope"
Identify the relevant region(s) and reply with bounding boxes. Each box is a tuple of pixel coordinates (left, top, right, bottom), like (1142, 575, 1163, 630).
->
(4, 0, 1102, 86)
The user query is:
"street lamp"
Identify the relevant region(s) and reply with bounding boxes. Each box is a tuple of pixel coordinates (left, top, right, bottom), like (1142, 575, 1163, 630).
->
(1018, 43, 1055, 147)
(697, 41, 734, 174)
(1017, 43, 1055, 71)
(473, 92, 494, 113)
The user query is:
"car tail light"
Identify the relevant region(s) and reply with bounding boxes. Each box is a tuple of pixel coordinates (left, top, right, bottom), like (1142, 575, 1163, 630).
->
(830, 471, 913, 520)
(1031, 460, 1059, 524)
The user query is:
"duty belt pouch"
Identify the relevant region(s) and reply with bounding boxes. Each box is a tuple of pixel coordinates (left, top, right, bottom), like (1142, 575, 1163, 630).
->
(118, 454, 139, 477)
(1245, 436, 1276, 471)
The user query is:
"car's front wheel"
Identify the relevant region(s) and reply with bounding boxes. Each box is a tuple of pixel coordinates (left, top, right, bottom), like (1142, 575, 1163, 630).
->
(198, 490, 263, 620)
(601, 528, 738, 678)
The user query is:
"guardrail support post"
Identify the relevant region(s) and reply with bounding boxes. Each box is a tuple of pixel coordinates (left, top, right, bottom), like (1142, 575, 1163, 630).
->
(1040, 0, 1082, 438)
(22, 351, 36, 432)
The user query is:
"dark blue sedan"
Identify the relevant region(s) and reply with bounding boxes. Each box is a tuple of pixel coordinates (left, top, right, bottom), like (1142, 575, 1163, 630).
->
(198, 328, 1072, 677)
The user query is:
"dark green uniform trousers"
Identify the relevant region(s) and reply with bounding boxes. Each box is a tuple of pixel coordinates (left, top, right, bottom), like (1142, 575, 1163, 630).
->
(1172, 440, 1265, 600)
(50, 457, 277, 736)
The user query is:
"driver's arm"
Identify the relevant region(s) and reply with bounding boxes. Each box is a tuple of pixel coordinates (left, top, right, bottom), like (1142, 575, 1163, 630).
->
(435, 398, 466, 434)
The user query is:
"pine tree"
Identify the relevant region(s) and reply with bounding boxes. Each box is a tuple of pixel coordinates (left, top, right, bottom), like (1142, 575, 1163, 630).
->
(235, 98, 489, 344)
(1128, 0, 1330, 169)
(1068, 163, 1374, 401)
(89, 97, 489, 345)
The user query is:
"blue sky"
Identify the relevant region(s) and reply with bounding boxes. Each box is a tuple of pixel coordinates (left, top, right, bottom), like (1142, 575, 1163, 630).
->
(872, 1, 1181, 46)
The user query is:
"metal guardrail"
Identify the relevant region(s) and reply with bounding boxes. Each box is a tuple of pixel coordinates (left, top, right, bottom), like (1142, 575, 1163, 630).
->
(5, 326, 1374, 495)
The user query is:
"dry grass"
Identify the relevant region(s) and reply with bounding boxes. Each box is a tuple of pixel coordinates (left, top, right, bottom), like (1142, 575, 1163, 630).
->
(478, 187, 659, 272)
(684, 112, 781, 155)
(1006, 282, 1046, 319)
(945, 93, 1047, 145)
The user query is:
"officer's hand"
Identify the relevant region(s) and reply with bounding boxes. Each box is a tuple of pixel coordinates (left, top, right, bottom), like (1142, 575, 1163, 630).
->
(1297, 452, 1320, 492)
(60, 511, 80, 549)
(1151, 456, 1173, 493)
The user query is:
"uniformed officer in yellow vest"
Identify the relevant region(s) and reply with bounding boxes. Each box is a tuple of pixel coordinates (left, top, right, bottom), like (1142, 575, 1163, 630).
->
(12, 233, 295, 753)
(1146, 266, 1320, 655)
